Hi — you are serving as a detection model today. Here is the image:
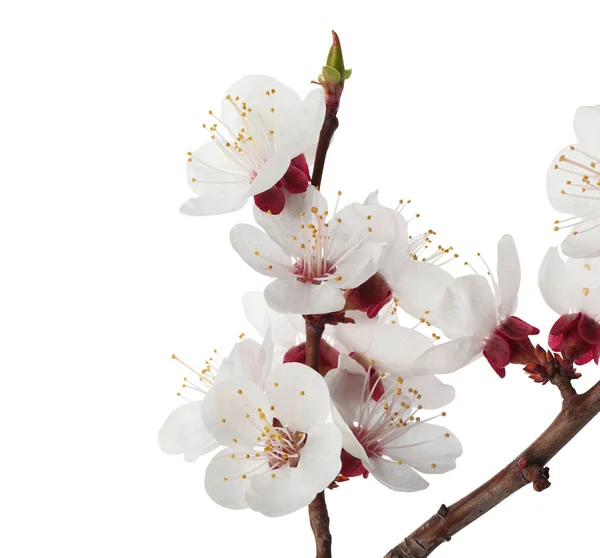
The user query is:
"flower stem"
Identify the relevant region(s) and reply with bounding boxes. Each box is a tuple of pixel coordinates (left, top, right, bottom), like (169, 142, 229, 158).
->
(305, 319, 332, 558)
(383, 379, 600, 557)
(311, 110, 339, 191)
(309, 490, 333, 558)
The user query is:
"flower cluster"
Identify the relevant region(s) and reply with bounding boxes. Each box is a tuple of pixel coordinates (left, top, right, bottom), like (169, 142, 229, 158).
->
(159, 37, 599, 534)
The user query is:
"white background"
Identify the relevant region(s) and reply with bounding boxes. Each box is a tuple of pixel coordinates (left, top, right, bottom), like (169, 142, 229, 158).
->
(2, 1, 599, 556)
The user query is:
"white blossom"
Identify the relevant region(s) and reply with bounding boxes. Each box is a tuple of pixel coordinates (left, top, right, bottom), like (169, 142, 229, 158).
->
(182, 75, 324, 216)
(548, 105, 600, 258)
(230, 188, 397, 315)
(326, 354, 460, 491)
(202, 363, 342, 516)
(158, 334, 273, 462)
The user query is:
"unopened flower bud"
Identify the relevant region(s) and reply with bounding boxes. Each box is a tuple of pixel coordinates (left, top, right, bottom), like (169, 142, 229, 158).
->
(344, 272, 393, 318)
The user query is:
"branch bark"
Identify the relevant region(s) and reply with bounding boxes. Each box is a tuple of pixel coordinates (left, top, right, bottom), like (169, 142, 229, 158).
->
(305, 319, 332, 558)
(384, 380, 600, 558)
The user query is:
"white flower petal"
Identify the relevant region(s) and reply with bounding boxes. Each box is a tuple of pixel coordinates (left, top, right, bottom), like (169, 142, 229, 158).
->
(434, 275, 497, 339)
(158, 401, 218, 462)
(242, 291, 303, 349)
(546, 146, 597, 217)
(202, 378, 271, 447)
(297, 88, 326, 164)
(264, 279, 345, 314)
(230, 223, 292, 278)
(574, 105, 600, 157)
(245, 424, 341, 517)
(538, 247, 571, 315)
(294, 423, 342, 491)
(497, 234, 520, 317)
(328, 242, 387, 288)
(204, 448, 255, 510)
(398, 376, 455, 410)
(265, 363, 331, 432)
(254, 187, 328, 253)
(218, 339, 266, 385)
(564, 256, 600, 315)
(366, 457, 429, 492)
(326, 354, 371, 425)
(248, 149, 295, 196)
(413, 336, 484, 375)
(246, 466, 314, 517)
(334, 323, 433, 373)
(331, 405, 370, 464)
(562, 219, 600, 258)
(220, 75, 303, 144)
(382, 423, 462, 474)
(389, 260, 454, 320)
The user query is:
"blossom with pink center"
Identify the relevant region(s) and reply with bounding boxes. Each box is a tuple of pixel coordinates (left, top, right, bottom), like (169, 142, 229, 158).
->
(230, 188, 397, 315)
(181, 75, 324, 216)
(547, 105, 600, 258)
(413, 235, 539, 378)
(201, 363, 342, 517)
(158, 334, 273, 462)
(326, 354, 460, 491)
(539, 247, 600, 364)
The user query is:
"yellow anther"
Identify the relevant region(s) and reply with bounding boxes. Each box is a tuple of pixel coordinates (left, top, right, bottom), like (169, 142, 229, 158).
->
(311, 206, 318, 214)
(300, 391, 305, 396)
(237, 389, 243, 395)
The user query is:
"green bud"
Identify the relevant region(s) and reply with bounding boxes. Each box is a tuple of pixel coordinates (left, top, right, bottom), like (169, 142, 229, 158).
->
(320, 30, 350, 85)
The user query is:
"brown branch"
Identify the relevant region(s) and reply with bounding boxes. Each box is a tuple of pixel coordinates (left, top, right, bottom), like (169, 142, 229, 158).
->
(309, 491, 333, 558)
(384, 379, 600, 558)
(305, 319, 332, 558)
(311, 112, 339, 190)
